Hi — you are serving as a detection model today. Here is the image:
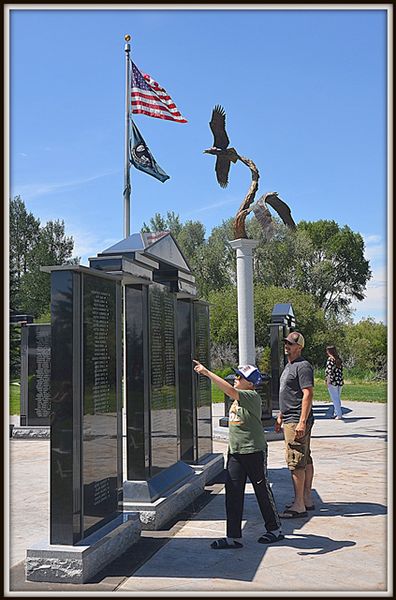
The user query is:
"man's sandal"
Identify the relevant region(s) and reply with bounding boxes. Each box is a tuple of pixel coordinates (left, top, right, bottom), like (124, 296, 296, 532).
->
(257, 532, 284, 544)
(210, 538, 243, 549)
(280, 509, 308, 519)
(285, 503, 315, 511)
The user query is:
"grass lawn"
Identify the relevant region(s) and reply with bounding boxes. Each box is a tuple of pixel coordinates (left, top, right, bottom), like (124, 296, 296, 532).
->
(9, 382, 21, 415)
(8, 379, 387, 415)
(212, 380, 387, 404)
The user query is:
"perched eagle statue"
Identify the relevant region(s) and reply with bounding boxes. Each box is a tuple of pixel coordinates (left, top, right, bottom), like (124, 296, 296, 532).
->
(255, 192, 297, 230)
(204, 105, 239, 188)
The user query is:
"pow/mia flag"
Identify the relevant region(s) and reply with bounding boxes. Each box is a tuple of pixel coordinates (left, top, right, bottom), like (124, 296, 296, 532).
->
(129, 121, 170, 183)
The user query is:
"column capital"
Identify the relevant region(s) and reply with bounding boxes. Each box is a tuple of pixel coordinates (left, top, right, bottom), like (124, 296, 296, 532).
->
(228, 238, 259, 252)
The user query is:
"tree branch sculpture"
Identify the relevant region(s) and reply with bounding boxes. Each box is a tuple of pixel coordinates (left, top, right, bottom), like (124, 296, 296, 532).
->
(232, 155, 260, 239)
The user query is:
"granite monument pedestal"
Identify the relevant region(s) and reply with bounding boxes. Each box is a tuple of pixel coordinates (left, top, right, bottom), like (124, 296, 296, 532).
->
(25, 514, 141, 584)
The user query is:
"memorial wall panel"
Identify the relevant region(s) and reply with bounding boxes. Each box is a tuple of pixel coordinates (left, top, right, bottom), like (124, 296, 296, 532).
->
(82, 273, 121, 537)
(125, 285, 148, 480)
(149, 284, 178, 475)
(50, 270, 77, 544)
(177, 300, 195, 462)
(20, 324, 51, 426)
(50, 268, 122, 545)
(194, 302, 212, 459)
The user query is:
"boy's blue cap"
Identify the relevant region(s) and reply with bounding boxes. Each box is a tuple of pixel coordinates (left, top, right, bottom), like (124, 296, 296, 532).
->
(232, 364, 263, 386)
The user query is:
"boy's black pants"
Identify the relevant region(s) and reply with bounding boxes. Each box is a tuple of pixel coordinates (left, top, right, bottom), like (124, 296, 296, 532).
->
(225, 450, 281, 539)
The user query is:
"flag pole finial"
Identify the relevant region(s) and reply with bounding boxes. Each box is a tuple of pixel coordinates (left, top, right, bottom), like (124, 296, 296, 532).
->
(125, 34, 131, 42)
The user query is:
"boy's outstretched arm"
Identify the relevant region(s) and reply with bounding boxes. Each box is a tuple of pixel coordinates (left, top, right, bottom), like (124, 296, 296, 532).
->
(193, 360, 239, 400)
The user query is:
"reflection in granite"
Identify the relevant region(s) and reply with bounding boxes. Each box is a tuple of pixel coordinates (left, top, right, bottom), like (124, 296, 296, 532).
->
(149, 284, 178, 475)
(177, 300, 195, 462)
(194, 302, 212, 459)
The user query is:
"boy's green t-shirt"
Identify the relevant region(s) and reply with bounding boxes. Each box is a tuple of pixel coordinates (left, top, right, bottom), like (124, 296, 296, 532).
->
(228, 389, 267, 454)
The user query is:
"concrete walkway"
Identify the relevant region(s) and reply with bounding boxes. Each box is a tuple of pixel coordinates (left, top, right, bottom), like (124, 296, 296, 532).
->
(7, 400, 390, 595)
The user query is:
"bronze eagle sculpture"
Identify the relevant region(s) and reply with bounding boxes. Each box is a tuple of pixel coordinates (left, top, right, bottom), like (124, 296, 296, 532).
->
(204, 105, 239, 188)
(204, 107, 296, 239)
(204, 105, 260, 238)
(248, 192, 297, 237)
(257, 192, 297, 230)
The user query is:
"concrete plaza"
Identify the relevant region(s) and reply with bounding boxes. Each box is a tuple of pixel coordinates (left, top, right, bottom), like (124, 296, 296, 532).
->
(7, 400, 390, 595)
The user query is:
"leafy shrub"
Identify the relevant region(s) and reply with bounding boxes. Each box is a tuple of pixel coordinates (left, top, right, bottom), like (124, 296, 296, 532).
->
(210, 342, 237, 370)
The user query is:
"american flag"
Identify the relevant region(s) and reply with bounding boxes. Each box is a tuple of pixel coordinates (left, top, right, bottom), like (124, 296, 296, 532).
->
(131, 61, 187, 123)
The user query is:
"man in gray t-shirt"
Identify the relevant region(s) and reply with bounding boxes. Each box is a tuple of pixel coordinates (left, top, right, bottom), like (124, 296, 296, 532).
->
(279, 357, 314, 425)
(275, 331, 315, 519)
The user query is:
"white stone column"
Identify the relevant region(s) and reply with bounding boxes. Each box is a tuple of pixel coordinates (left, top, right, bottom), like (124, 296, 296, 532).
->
(229, 238, 259, 365)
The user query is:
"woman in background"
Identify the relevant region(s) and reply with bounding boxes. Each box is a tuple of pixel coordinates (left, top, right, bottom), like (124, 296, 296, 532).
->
(325, 345, 344, 420)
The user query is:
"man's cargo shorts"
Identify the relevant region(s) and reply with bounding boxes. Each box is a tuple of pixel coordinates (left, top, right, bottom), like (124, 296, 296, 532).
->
(283, 421, 313, 470)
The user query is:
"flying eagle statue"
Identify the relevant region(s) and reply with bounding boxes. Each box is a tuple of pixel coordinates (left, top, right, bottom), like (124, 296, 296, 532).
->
(204, 105, 239, 188)
(204, 105, 260, 238)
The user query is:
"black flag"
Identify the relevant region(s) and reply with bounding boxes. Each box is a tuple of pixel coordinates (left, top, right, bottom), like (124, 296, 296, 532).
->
(129, 121, 170, 183)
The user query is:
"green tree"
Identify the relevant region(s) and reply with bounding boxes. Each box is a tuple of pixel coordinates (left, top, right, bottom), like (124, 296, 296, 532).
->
(176, 220, 206, 265)
(297, 220, 371, 316)
(19, 219, 77, 317)
(343, 318, 387, 377)
(208, 284, 339, 367)
(207, 286, 238, 345)
(9, 324, 22, 379)
(9, 196, 41, 309)
(197, 220, 236, 297)
(251, 219, 371, 318)
(10, 197, 78, 318)
(141, 210, 182, 237)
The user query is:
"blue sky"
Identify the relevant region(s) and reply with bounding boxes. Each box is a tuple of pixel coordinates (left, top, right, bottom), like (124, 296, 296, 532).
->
(7, 6, 389, 323)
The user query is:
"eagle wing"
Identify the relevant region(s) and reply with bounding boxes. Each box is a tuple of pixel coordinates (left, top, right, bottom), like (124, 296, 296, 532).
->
(209, 105, 230, 150)
(215, 155, 231, 188)
(263, 193, 297, 230)
(252, 199, 275, 235)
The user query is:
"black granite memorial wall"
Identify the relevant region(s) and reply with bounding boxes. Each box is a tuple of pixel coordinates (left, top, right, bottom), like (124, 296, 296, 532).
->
(125, 285, 149, 480)
(20, 324, 51, 426)
(49, 267, 122, 545)
(149, 283, 178, 476)
(193, 302, 212, 459)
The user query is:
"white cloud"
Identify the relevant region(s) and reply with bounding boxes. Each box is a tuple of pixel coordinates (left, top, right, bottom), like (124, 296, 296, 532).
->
(13, 169, 119, 201)
(186, 196, 237, 215)
(364, 237, 386, 263)
(68, 228, 118, 265)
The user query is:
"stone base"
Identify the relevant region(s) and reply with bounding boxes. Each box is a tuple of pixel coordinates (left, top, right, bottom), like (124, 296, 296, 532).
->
(11, 426, 50, 439)
(123, 453, 225, 530)
(123, 461, 195, 502)
(25, 513, 141, 584)
(189, 452, 225, 485)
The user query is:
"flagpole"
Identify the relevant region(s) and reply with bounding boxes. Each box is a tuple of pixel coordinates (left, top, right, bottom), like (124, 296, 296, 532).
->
(123, 34, 131, 238)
